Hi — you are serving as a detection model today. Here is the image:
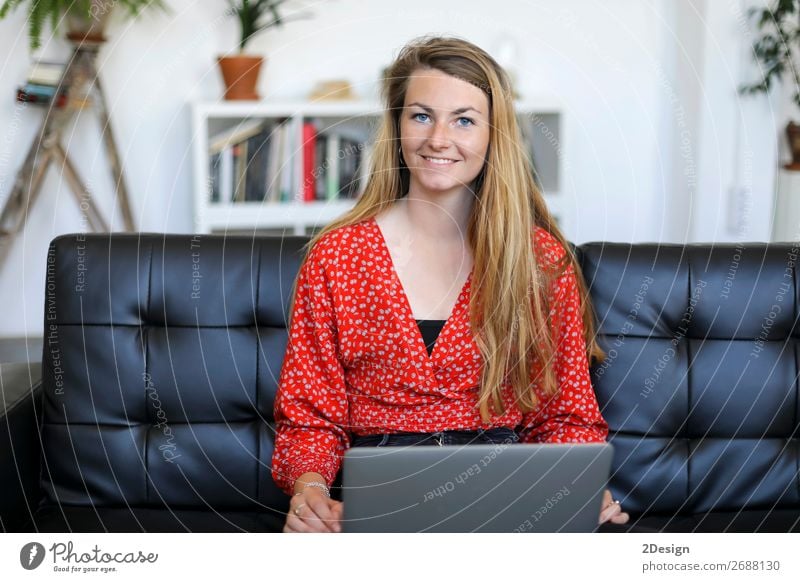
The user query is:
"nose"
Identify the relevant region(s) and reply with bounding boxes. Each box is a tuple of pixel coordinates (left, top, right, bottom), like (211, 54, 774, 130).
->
(427, 120, 451, 149)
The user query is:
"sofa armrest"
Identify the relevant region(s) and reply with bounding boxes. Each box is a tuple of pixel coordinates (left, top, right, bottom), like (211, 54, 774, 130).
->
(0, 362, 43, 532)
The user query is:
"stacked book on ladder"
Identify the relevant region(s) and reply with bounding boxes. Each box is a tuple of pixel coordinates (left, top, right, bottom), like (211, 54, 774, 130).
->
(207, 118, 373, 204)
(16, 60, 68, 106)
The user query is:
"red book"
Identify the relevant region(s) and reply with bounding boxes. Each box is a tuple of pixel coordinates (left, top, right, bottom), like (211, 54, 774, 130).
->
(302, 122, 317, 202)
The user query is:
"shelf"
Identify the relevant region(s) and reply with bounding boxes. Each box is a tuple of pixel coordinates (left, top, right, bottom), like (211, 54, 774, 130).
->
(193, 100, 385, 119)
(201, 200, 355, 230)
(193, 97, 569, 236)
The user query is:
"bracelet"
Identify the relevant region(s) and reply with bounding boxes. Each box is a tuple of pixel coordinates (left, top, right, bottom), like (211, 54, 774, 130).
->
(294, 481, 330, 497)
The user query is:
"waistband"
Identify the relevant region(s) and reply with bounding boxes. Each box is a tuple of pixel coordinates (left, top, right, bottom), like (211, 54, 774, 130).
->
(349, 427, 519, 447)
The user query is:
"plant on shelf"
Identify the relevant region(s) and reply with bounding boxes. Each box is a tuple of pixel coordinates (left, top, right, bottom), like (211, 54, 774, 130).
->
(0, 0, 167, 50)
(740, 0, 800, 170)
(219, 0, 316, 101)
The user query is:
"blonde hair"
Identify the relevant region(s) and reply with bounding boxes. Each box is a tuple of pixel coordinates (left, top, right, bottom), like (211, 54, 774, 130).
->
(297, 35, 603, 423)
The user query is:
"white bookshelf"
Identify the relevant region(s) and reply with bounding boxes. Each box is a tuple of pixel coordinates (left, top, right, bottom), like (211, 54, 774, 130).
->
(192, 99, 567, 235)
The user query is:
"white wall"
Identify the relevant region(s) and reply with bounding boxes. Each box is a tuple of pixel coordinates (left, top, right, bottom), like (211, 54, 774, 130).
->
(654, 0, 706, 243)
(0, 0, 785, 337)
(688, 0, 781, 243)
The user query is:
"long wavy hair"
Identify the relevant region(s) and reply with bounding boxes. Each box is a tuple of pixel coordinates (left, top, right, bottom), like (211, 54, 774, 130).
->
(297, 35, 604, 423)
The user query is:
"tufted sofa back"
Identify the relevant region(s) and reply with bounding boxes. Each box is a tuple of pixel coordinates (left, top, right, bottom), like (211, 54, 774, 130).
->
(579, 242, 800, 517)
(41, 234, 307, 512)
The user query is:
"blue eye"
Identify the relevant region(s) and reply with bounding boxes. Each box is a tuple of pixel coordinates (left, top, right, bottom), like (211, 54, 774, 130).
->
(457, 117, 474, 127)
(412, 113, 430, 123)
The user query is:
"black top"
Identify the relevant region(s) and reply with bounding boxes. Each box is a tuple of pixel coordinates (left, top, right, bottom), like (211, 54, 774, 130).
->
(415, 319, 447, 356)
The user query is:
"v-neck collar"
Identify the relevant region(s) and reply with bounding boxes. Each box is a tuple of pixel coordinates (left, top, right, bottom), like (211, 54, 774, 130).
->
(368, 216, 473, 369)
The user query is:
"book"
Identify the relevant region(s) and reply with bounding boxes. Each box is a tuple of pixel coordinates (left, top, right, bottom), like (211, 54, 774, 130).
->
(209, 119, 265, 155)
(16, 87, 67, 108)
(314, 132, 328, 201)
(337, 135, 362, 198)
(232, 140, 248, 202)
(21, 83, 57, 99)
(27, 61, 65, 86)
(325, 133, 341, 201)
(265, 123, 284, 202)
(302, 122, 317, 202)
(279, 123, 294, 202)
(209, 151, 222, 202)
(16, 84, 67, 108)
(244, 126, 272, 202)
(219, 146, 234, 202)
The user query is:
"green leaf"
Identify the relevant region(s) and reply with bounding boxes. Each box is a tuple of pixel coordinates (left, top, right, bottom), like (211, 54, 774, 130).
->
(0, 0, 168, 51)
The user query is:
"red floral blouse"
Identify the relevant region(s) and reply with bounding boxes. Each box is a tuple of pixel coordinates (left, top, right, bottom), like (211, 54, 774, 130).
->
(271, 217, 608, 496)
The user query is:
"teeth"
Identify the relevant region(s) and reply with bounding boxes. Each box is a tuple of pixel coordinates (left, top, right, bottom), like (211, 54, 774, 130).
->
(423, 156, 455, 164)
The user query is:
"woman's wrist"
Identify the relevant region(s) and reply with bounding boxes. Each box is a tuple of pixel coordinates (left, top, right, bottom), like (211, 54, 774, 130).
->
(295, 481, 330, 497)
(293, 472, 330, 497)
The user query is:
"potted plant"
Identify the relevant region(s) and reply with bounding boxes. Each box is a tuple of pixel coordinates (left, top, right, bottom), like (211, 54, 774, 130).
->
(740, 0, 800, 169)
(219, 0, 314, 100)
(0, 0, 167, 50)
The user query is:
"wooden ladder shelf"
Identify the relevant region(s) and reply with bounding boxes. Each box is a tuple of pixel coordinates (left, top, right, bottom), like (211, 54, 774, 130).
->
(0, 36, 136, 269)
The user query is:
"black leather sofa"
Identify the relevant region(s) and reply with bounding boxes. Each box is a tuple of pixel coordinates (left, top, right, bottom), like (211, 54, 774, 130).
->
(1, 233, 798, 532)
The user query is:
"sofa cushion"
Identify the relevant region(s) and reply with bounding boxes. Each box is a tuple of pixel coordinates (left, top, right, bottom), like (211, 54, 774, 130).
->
(40, 234, 305, 514)
(578, 242, 800, 523)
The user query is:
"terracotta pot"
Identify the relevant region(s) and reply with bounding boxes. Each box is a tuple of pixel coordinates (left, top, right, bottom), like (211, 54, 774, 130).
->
(785, 121, 800, 171)
(217, 55, 264, 101)
(66, 0, 114, 44)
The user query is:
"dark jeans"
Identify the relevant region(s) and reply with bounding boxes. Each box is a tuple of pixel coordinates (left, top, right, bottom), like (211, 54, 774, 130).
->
(349, 427, 520, 448)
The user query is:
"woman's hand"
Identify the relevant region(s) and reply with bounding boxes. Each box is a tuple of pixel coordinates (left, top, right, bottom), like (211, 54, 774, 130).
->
(599, 488, 629, 525)
(284, 487, 343, 533)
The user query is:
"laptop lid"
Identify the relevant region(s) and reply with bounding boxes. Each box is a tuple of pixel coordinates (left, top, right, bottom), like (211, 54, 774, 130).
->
(341, 443, 613, 533)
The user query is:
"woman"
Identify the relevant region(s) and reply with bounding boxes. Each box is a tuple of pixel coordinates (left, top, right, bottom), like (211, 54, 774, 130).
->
(272, 35, 629, 533)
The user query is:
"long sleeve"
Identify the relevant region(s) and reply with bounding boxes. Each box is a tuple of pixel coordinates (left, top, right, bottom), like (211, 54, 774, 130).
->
(271, 247, 350, 496)
(519, 238, 608, 444)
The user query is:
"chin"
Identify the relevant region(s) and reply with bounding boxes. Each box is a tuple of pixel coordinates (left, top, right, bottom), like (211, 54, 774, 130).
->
(414, 175, 465, 192)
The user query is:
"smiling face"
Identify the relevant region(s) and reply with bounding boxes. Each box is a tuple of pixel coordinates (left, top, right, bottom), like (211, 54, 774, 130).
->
(399, 67, 491, 199)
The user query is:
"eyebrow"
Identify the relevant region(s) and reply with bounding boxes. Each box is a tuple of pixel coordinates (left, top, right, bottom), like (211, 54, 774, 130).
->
(406, 102, 482, 115)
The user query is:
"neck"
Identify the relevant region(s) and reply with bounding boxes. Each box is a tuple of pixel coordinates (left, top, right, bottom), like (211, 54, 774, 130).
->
(402, 187, 475, 241)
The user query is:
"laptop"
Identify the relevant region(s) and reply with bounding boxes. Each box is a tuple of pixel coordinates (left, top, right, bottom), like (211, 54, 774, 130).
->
(341, 442, 613, 533)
